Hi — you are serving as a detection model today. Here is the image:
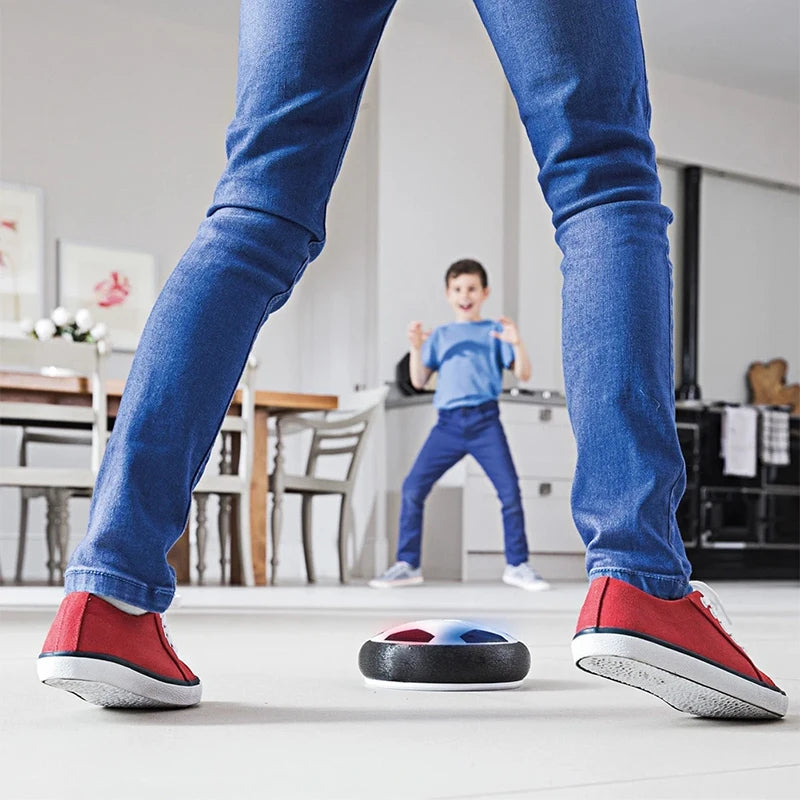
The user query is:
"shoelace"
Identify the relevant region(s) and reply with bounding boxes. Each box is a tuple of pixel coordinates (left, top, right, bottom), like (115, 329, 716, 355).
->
(160, 614, 177, 651)
(159, 592, 183, 651)
(512, 564, 542, 580)
(385, 562, 413, 579)
(690, 580, 736, 639)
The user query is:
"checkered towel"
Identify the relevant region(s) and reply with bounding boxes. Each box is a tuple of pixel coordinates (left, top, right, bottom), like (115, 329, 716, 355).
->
(759, 407, 791, 466)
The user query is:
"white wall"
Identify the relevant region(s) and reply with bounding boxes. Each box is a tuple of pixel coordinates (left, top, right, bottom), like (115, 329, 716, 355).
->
(647, 68, 800, 187)
(698, 173, 800, 402)
(0, 0, 377, 395)
(0, 0, 239, 381)
(376, 2, 508, 381)
(514, 104, 566, 394)
(0, 0, 379, 583)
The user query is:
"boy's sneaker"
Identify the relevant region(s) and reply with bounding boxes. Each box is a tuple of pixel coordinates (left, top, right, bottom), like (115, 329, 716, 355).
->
(368, 561, 423, 589)
(37, 592, 202, 708)
(502, 563, 551, 592)
(572, 577, 787, 719)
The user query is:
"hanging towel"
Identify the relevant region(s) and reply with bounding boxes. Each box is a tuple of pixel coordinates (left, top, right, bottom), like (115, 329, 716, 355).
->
(720, 406, 758, 477)
(759, 407, 791, 466)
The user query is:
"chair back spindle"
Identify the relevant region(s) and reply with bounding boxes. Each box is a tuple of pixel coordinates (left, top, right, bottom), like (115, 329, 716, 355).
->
(270, 386, 389, 583)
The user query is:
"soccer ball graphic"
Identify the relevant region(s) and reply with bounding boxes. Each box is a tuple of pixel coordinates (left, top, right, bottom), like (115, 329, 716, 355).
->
(358, 619, 530, 691)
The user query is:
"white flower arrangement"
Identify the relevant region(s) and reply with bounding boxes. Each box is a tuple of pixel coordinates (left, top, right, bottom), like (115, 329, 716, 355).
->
(22, 307, 110, 345)
(75, 308, 93, 333)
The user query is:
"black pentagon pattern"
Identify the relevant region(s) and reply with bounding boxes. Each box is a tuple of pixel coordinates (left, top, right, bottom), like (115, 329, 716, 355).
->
(460, 629, 508, 644)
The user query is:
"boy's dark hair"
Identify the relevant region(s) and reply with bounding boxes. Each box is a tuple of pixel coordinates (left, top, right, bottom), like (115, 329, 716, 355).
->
(445, 258, 488, 288)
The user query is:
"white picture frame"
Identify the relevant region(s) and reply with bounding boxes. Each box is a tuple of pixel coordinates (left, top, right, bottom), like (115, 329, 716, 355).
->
(0, 182, 45, 329)
(57, 240, 158, 351)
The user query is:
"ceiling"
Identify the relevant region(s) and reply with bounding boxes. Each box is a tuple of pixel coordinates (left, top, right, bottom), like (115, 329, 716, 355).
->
(637, 0, 799, 103)
(95, 0, 799, 104)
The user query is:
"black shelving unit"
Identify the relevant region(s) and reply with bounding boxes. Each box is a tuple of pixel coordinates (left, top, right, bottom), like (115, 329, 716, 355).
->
(675, 404, 800, 580)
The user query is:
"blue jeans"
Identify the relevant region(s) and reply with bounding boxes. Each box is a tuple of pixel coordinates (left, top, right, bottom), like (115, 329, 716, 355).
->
(397, 402, 528, 569)
(65, 0, 693, 611)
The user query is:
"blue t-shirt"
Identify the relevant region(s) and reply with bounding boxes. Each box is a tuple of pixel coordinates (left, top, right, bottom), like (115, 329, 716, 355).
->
(422, 320, 515, 410)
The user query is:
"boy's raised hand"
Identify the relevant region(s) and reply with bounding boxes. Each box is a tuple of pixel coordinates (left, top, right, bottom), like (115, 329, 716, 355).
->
(491, 316, 521, 346)
(407, 321, 431, 350)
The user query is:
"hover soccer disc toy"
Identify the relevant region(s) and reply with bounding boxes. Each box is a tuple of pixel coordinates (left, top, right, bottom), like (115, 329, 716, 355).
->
(358, 619, 530, 691)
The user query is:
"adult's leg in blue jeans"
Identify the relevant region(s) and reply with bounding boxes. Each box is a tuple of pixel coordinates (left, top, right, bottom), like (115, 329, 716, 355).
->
(65, 1, 396, 612)
(473, 0, 693, 599)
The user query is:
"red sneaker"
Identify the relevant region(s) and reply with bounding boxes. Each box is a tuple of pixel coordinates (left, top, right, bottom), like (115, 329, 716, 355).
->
(572, 577, 787, 718)
(38, 593, 202, 708)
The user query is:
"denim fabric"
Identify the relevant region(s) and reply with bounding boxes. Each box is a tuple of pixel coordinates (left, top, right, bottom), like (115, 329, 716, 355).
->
(65, 0, 692, 611)
(397, 402, 528, 568)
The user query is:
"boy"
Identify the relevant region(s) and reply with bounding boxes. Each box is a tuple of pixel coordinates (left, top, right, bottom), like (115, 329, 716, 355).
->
(370, 259, 549, 591)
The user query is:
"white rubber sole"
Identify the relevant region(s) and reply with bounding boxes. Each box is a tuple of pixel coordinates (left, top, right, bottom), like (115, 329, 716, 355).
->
(572, 632, 787, 719)
(368, 576, 424, 589)
(502, 575, 551, 592)
(37, 655, 202, 709)
(364, 677, 524, 692)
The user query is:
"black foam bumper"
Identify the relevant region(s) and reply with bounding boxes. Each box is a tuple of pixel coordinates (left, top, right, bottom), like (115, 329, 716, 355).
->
(359, 641, 530, 684)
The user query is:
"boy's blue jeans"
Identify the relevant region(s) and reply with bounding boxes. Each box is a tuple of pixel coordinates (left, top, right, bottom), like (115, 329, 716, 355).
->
(397, 402, 528, 569)
(65, 0, 693, 610)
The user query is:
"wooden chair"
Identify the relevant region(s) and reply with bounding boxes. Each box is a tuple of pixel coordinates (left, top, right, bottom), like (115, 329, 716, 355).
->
(0, 337, 108, 584)
(16, 429, 92, 583)
(269, 385, 388, 584)
(192, 355, 257, 586)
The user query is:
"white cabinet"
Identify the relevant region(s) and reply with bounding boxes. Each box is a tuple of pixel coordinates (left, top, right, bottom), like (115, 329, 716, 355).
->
(461, 400, 583, 579)
(490, 403, 576, 479)
(463, 474, 582, 553)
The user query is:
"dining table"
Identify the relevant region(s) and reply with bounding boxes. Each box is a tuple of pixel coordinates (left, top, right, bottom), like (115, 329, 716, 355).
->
(0, 370, 338, 586)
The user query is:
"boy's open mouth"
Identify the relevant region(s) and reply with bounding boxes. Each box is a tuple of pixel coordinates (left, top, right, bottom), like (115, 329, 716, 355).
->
(459, 303, 473, 310)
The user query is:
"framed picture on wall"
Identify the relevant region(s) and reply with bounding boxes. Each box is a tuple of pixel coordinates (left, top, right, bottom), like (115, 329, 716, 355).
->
(0, 182, 45, 329)
(57, 241, 158, 351)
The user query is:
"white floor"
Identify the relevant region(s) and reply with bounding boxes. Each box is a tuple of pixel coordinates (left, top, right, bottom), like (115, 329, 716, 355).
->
(2, 580, 799, 800)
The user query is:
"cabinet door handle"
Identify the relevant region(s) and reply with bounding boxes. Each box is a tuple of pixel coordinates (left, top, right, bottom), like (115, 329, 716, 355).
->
(539, 408, 552, 422)
(539, 482, 552, 496)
